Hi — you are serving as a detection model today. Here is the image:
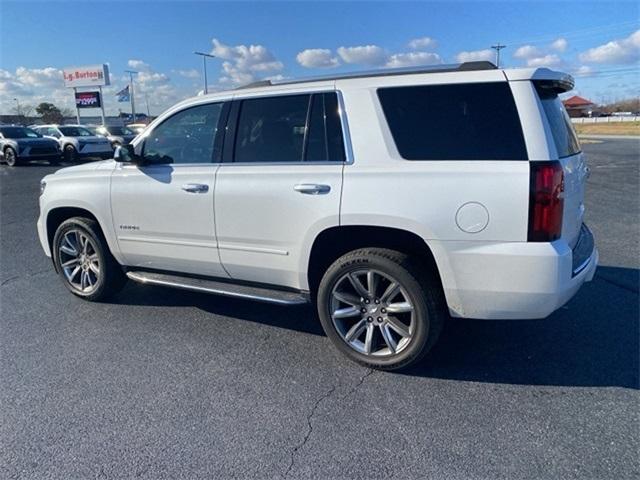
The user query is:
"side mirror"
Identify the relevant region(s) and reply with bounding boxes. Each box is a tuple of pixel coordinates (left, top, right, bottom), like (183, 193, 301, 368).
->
(114, 143, 143, 165)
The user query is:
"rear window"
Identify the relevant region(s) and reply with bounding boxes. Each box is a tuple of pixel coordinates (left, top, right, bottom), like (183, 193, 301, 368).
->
(377, 83, 528, 161)
(536, 86, 581, 158)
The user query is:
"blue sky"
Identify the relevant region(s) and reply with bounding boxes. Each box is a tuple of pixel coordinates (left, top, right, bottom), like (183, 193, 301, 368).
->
(1, 0, 638, 115)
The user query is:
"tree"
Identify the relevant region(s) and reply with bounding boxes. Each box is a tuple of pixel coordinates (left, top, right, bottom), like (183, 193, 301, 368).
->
(11, 102, 34, 119)
(36, 102, 64, 124)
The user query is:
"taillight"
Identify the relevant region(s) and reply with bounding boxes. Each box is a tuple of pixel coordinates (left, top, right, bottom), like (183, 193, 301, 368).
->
(528, 161, 564, 242)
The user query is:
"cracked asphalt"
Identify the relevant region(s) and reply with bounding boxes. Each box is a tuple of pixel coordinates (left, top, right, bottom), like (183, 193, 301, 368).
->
(1, 138, 639, 479)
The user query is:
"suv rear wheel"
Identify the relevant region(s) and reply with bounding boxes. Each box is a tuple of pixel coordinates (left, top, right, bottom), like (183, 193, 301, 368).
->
(317, 248, 445, 371)
(52, 217, 127, 301)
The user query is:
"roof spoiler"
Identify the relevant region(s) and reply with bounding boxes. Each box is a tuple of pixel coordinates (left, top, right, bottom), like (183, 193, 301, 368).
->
(505, 68, 574, 92)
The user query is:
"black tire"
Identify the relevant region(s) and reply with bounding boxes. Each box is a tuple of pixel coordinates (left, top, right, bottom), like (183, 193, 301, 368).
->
(4, 147, 20, 167)
(317, 248, 446, 371)
(63, 144, 77, 162)
(52, 217, 127, 301)
(49, 156, 60, 166)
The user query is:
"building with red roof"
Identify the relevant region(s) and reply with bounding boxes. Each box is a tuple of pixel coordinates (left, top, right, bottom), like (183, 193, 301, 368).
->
(563, 95, 596, 117)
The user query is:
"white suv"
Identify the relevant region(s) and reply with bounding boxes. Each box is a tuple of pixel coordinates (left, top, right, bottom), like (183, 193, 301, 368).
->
(32, 124, 113, 162)
(37, 62, 597, 370)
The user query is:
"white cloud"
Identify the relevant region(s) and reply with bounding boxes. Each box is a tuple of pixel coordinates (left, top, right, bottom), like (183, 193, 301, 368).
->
(573, 65, 593, 77)
(525, 54, 563, 68)
(210, 38, 283, 86)
(550, 38, 568, 52)
(455, 49, 495, 63)
(579, 29, 640, 64)
(513, 45, 543, 60)
(176, 69, 200, 79)
(408, 37, 437, 50)
(386, 51, 442, 68)
(296, 49, 340, 68)
(127, 59, 151, 72)
(337, 45, 387, 66)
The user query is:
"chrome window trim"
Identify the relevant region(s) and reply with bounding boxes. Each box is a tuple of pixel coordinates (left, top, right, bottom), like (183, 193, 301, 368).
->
(126, 89, 354, 167)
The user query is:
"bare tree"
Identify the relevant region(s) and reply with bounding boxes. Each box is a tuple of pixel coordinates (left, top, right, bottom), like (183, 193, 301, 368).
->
(11, 102, 34, 121)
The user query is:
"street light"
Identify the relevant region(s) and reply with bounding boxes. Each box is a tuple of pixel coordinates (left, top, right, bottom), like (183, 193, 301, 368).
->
(194, 51, 215, 94)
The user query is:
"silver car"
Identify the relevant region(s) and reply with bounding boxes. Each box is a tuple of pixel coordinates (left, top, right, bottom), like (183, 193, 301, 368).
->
(0, 125, 61, 166)
(32, 124, 113, 162)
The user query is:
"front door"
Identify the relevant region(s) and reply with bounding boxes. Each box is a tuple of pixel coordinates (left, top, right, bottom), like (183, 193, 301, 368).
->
(110, 102, 229, 277)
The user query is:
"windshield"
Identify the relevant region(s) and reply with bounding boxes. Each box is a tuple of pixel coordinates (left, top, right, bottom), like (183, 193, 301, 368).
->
(107, 126, 134, 135)
(0, 127, 41, 139)
(59, 126, 94, 137)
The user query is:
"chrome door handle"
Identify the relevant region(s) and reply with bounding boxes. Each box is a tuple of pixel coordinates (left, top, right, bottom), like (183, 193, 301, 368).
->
(181, 183, 209, 193)
(294, 184, 331, 195)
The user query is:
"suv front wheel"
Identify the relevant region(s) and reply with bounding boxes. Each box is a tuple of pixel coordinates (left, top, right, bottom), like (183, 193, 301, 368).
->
(317, 248, 446, 371)
(52, 217, 126, 301)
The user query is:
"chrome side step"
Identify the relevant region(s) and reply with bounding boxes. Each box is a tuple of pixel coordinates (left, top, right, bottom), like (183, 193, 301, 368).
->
(126, 271, 309, 306)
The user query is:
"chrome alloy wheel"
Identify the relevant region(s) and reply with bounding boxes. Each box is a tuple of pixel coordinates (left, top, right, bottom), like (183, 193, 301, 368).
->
(58, 230, 100, 293)
(330, 269, 415, 356)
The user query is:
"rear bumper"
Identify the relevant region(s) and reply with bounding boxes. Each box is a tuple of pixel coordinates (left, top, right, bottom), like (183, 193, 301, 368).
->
(435, 224, 598, 319)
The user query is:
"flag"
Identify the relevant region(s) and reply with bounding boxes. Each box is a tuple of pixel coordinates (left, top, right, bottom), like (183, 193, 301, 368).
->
(116, 85, 130, 102)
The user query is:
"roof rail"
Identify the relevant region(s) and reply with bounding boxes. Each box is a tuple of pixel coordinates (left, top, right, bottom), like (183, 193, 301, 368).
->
(236, 61, 497, 90)
(235, 80, 273, 90)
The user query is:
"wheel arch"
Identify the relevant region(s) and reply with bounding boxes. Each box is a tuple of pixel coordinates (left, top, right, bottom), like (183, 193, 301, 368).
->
(307, 225, 445, 297)
(45, 206, 121, 271)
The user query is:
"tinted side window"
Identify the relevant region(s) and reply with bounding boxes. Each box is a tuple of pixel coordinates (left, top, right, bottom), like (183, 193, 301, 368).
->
(234, 95, 309, 163)
(378, 83, 528, 160)
(143, 103, 223, 165)
(305, 93, 346, 162)
(536, 86, 581, 158)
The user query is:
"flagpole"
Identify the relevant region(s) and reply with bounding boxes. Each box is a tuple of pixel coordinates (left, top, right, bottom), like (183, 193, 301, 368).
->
(125, 70, 137, 123)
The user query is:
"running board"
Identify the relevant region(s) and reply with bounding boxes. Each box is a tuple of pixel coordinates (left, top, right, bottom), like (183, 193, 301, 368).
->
(126, 271, 309, 306)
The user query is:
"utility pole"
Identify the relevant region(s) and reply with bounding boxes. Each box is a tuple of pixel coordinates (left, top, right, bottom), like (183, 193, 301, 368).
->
(491, 43, 506, 68)
(124, 69, 138, 122)
(194, 51, 215, 94)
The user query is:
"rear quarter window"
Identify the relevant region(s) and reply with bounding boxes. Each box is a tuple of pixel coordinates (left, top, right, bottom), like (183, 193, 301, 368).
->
(536, 86, 581, 158)
(377, 82, 528, 161)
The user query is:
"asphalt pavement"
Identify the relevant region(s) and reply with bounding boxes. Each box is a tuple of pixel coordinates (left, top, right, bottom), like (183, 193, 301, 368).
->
(1, 138, 638, 479)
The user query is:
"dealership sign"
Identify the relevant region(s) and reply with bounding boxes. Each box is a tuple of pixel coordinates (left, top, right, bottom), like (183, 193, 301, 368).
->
(63, 64, 110, 88)
(75, 91, 102, 109)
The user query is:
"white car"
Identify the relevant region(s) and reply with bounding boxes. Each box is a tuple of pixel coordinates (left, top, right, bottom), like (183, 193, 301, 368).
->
(32, 124, 113, 162)
(37, 61, 597, 370)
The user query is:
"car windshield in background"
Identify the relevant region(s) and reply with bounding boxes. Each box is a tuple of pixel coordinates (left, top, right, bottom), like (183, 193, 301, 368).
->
(0, 127, 41, 138)
(59, 127, 94, 137)
(107, 126, 134, 135)
(536, 86, 581, 158)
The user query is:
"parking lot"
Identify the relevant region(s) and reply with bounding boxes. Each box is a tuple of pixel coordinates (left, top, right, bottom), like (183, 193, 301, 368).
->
(1, 139, 638, 479)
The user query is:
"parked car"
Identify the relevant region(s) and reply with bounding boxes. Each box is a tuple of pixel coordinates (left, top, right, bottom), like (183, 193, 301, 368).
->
(37, 62, 597, 370)
(31, 124, 113, 162)
(88, 125, 137, 147)
(0, 125, 61, 166)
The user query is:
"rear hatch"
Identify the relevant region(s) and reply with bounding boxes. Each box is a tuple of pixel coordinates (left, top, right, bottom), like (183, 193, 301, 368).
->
(535, 82, 588, 248)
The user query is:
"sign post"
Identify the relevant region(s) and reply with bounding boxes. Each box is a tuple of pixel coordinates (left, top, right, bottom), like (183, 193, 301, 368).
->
(73, 88, 81, 124)
(98, 86, 106, 125)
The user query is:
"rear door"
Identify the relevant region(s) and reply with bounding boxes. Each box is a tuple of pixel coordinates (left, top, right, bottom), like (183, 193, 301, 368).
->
(536, 85, 588, 248)
(214, 91, 346, 289)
